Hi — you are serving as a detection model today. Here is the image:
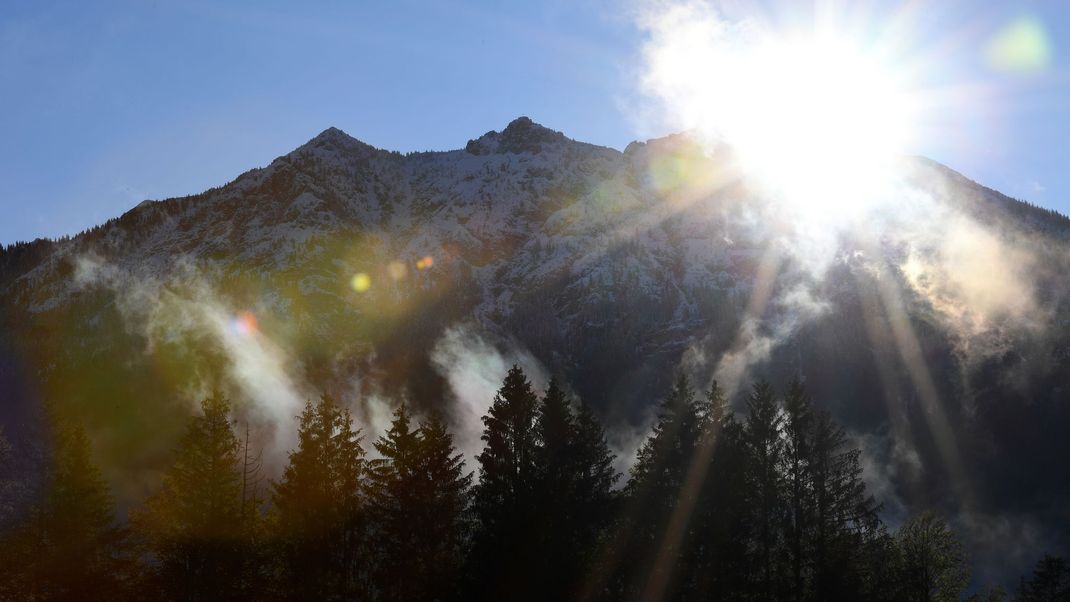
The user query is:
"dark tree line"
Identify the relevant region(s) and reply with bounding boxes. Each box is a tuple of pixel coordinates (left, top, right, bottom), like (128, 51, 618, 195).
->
(0, 367, 1064, 600)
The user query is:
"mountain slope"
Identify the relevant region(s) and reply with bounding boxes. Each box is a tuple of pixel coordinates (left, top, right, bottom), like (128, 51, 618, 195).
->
(2, 117, 1069, 584)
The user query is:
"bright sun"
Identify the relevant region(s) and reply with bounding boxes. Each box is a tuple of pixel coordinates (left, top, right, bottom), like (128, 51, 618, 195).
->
(642, 7, 921, 221)
(730, 34, 915, 213)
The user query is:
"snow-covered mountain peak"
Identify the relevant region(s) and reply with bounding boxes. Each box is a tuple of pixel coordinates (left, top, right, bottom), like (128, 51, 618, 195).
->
(464, 116, 572, 156)
(290, 126, 380, 161)
(308, 126, 359, 145)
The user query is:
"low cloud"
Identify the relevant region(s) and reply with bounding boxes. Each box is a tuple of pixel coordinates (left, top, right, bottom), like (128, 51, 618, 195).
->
(72, 260, 623, 476)
(894, 201, 1042, 345)
(74, 255, 307, 466)
(853, 429, 920, 526)
(604, 418, 652, 478)
(712, 282, 830, 398)
(429, 325, 547, 466)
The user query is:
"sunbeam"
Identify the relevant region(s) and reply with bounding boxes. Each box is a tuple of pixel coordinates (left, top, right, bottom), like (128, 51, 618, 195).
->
(873, 249, 973, 505)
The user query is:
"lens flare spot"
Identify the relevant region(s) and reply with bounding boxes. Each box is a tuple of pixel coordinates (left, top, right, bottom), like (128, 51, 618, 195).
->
(650, 153, 692, 193)
(416, 256, 434, 270)
(986, 16, 1051, 74)
(232, 311, 258, 336)
(387, 261, 408, 281)
(351, 272, 372, 292)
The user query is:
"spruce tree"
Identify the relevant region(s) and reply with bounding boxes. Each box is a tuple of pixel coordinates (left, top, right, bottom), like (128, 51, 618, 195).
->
(367, 404, 422, 600)
(3, 418, 135, 600)
(781, 378, 814, 602)
(569, 398, 620, 597)
(744, 380, 786, 601)
(1016, 554, 1069, 602)
(809, 405, 882, 600)
(334, 404, 366, 596)
(44, 423, 133, 598)
(534, 377, 575, 503)
(133, 393, 247, 601)
(571, 398, 619, 545)
(529, 378, 620, 600)
(415, 412, 473, 600)
(469, 364, 540, 600)
(271, 393, 366, 600)
(693, 381, 751, 600)
(531, 377, 578, 599)
(621, 375, 702, 600)
(628, 375, 699, 490)
(271, 398, 333, 598)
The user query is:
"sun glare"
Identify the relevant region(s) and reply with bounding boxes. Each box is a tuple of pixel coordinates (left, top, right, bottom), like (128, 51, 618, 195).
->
(732, 34, 915, 214)
(643, 8, 922, 222)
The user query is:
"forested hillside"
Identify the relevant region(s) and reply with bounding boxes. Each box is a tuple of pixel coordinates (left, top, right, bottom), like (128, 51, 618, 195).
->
(4, 367, 1063, 600)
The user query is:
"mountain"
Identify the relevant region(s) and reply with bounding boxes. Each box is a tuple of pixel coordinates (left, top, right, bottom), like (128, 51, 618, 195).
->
(2, 117, 1069, 584)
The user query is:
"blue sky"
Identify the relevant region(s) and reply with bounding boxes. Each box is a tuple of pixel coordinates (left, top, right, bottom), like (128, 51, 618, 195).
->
(1, 0, 1068, 245)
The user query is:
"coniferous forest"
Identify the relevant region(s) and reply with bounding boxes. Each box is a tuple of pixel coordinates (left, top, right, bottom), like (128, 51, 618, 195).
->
(0, 367, 1066, 601)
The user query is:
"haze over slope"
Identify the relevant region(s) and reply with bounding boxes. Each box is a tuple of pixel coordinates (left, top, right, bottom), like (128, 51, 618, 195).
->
(2, 117, 1068, 585)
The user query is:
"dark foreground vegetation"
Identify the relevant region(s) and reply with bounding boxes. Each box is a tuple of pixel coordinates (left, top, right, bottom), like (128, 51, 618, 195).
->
(0, 367, 1066, 601)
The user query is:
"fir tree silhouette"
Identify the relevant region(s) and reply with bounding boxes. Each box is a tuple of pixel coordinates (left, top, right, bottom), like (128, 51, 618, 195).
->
(132, 393, 248, 601)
